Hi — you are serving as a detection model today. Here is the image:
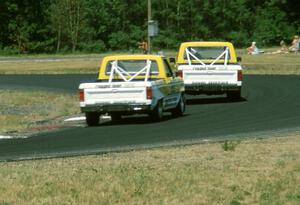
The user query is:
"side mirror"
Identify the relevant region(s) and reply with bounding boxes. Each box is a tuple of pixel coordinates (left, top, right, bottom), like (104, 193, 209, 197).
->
(237, 57, 242, 62)
(169, 57, 176, 64)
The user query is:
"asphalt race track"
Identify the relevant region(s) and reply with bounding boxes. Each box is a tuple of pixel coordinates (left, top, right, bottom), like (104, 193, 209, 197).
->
(1, 75, 300, 161)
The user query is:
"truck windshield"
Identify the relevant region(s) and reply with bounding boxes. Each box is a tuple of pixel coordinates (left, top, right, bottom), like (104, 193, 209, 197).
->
(106, 60, 159, 76)
(184, 46, 230, 60)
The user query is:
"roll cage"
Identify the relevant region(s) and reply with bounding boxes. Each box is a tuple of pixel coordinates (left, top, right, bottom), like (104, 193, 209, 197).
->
(108, 60, 154, 83)
(185, 47, 230, 70)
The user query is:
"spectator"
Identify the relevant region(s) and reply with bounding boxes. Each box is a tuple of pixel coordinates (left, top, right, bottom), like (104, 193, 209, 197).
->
(268, 40, 289, 54)
(289, 35, 300, 52)
(279, 40, 289, 53)
(247, 41, 263, 55)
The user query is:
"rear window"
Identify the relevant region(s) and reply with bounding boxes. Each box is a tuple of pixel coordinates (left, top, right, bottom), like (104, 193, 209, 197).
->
(105, 60, 159, 76)
(184, 46, 230, 60)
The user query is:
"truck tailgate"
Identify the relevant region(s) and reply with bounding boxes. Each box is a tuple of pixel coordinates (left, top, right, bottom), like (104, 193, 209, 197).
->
(179, 63, 242, 85)
(85, 88, 146, 103)
(184, 70, 238, 84)
(80, 82, 151, 105)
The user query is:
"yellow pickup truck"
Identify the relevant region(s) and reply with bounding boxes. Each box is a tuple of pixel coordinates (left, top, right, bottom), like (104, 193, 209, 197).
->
(176, 41, 243, 98)
(79, 55, 185, 126)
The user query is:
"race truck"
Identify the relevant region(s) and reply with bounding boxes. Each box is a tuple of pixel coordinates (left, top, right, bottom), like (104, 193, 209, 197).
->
(175, 41, 243, 98)
(79, 55, 186, 126)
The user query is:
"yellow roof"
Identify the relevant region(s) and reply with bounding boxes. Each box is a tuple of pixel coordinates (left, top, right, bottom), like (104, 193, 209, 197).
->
(179, 41, 234, 47)
(177, 41, 237, 63)
(98, 54, 166, 80)
(102, 54, 163, 61)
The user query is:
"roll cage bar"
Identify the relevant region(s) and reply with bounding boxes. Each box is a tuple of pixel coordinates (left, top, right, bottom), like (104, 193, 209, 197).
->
(185, 47, 229, 69)
(108, 60, 153, 84)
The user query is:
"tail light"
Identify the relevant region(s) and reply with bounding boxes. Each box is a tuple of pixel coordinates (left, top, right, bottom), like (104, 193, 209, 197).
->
(238, 70, 243, 81)
(176, 70, 183, 78)
(146, 87, 152, 99)
(79, 89, 84, 102)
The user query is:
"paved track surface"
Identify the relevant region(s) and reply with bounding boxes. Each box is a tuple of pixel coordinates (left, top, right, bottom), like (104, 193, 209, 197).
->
(1, 75, 300, 161)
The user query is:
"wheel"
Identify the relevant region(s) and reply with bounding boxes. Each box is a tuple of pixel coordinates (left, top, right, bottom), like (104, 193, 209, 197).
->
(111, 113, 121, 123)
(149, 100, 163, 122)
(171, 93, 186, 117)
(85, 112, 100, 126)
(227, 89, 241, 99)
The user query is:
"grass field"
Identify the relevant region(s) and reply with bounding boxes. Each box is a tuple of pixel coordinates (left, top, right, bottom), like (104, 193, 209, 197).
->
(0, 89, 79, 135)
(241, 52, 300, 75)
(0, 135, 299, 204)
(0, 52, 300, 204)
(0, 51, 300, 74)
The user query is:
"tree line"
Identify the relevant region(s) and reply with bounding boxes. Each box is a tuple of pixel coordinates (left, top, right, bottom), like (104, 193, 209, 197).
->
(0, 0, 299, 54)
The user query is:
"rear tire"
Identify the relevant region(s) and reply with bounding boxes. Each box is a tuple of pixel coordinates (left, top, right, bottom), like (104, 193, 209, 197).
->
(171, 93, 186, 117)
(111, 113, 122, 123)
(85, 112, 100, 126)
(227, 89, 241, 99)
(149, 100, 163, 122)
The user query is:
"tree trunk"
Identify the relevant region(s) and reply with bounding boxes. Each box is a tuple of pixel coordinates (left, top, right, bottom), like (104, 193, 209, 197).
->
(177, 0, 181, 31)
(56, 24, 61, 53)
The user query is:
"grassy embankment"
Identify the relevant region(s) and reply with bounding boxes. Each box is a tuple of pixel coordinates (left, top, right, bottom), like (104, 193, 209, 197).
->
(0, 90, 80, 135)
(241, 52, 300, 75)
(0, 135, 299, 204)
(0, 52, 300, 204)
(0, 51, 300, 74)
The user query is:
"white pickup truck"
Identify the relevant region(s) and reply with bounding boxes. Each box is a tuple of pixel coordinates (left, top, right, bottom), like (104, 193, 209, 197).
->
(79, 55, 185, 126)
(175, 41, 243, 98)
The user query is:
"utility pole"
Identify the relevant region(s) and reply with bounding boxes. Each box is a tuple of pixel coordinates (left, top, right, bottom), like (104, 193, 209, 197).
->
(147, 0, 151, 54)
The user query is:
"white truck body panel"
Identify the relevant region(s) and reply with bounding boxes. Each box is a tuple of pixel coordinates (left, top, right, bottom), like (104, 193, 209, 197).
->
(80, 81, 152, 107)
(179, 64, 242, 86)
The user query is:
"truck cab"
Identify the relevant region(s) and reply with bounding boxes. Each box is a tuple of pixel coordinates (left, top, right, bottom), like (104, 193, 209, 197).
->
(176, 41, 242, 98)
(79, 55, 185, 126)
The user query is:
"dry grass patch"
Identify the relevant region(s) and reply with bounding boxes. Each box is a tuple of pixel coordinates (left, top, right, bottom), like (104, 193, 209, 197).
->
(0, 89, 80, 134)
(0, 135, 299, 204)
(1, 51, 300, 75)
(241, 52, 300, 75)
(0, 59, 100, 74)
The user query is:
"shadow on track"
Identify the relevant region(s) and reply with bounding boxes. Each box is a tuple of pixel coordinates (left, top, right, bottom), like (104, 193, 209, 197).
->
(90, 114, 189, 127)
(186, 96, 247, 105)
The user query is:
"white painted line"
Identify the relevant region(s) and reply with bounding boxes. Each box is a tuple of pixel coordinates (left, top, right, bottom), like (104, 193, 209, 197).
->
(64, 115, 112, 122)
(64, 116, 86, 122)
(0, 135, 28, 140)
(0, 135, 13, 139)
(101, 116, 111, 119)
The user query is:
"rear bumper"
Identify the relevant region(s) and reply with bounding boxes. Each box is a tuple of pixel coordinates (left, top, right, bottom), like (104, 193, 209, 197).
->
(185, 83, 241, 94)
(81, 103, 151, 114)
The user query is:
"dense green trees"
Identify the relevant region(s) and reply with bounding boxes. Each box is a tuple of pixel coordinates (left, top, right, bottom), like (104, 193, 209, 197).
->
(0, 0, 299, 54)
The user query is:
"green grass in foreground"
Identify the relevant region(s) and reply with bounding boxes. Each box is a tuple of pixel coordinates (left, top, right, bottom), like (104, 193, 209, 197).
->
(0, 89, 80, 134)
(0, 51, 300, 74)
(0, 135, 299, 204)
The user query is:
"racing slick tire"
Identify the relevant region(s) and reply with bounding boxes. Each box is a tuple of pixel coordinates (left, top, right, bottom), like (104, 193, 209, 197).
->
(149, 100, 163, 122)
(227, 88, 241, 100)
(171, 93, 186, 117)
(86, 112, 100, 126)
(111, 113, 122, 123)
